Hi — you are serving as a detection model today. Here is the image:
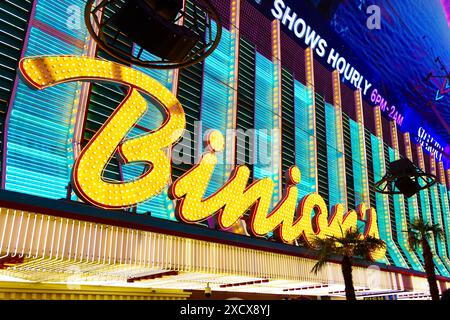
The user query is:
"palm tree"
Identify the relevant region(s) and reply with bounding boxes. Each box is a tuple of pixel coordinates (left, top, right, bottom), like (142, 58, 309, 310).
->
(311, 227, 386, 301)
(406, 219, 442, 301)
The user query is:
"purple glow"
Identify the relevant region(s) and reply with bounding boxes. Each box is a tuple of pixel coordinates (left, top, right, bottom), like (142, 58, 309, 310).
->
(442, 0, 450, 28)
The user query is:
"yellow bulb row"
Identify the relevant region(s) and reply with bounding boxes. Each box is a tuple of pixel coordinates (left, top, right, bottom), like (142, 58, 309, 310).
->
(390, 121, 399, 151)
(374, 106, 382, 138)
(404, 132, 413, 160)
(332, 70, 341, 108)
(417, 144, 426, 171)
(438, 162, 446, 185)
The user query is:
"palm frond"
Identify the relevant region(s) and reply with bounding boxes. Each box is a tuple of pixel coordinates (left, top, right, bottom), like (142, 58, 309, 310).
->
(429, 224, 443, 237)
(311, 258, 329, 275)
(338, 223, 344, 237)
(407, 218, 442, 247)
(354, 235, 386, 258)
(407, 231, 421, 250)
(311, 237, 337, 256)
(310, 226, 386, 274)
(310, 236, 338, 274)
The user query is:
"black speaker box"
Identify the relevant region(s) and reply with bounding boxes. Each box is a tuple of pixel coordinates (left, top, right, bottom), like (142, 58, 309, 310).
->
(389, 158, 417, 176)
(394, 176, 421, 198)
(145, 0, 183, 21)
(112, 0, 200, 61)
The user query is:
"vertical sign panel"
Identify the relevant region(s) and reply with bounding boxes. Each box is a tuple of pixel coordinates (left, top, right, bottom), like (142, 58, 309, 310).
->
(4, 0, 88, 199)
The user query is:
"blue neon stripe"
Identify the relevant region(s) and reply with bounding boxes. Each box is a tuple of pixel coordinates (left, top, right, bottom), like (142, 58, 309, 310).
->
(5, 14, 87, 199)
(294, 81, 315, 199)
(119, 48, 175, 220)
(439, 186, 450, 256)
(418, 186, 450, 275)
(387, 149, 424, 272)
(348, 119, 365, 207)
(200, 23, 232, 197)
(371, 135, 408, 267)
(254, 53, 281, 206)
(428, 182, 450, 272)
(325, 103, 345, 210)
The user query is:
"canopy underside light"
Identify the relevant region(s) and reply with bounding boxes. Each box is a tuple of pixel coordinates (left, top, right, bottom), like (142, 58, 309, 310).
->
(0, 207, 436, 299)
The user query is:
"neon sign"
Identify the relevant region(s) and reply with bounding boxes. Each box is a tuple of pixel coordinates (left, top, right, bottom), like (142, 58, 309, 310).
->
(271, 0, 372, 95)
(370, 89, 404, 127)
(19, 55, 386, 260)
(270, 0, 407, 128)
(435, 78, 450, 101)
(417, 127, 444, 161)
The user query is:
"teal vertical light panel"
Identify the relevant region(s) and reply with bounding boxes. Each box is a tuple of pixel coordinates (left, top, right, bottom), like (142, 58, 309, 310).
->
(325, 103, 344, 210)
(349, 118, 369, 235)
(5, 0, 88, 199)
(315, 94, 329, 208)
(33, 0, 85, 40)
(371, 135, 408, 267)
(119, 48, 175, 220)
(418, 180, 450, 276)
(428, 182, 450, 272)
(254, 53, 279, 204)
(388, 150, 424, 272)
(200, 23, 233, 197)
(407, 197, 419, 224)
(440, 186, 450, 266)
(448, 189, 450, 265)
(349, 119, 364, 207)
(439, 185, 450, 256)
(0, 0, 35, 183)
(406, 194, 426, 268)
(294, 81, 315, 199)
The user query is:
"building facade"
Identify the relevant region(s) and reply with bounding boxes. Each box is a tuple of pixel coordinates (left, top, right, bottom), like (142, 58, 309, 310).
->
(0, 0, 449, 300)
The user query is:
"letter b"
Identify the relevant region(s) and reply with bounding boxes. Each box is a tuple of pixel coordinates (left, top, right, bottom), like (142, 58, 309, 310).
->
(19, 56, 186, 209)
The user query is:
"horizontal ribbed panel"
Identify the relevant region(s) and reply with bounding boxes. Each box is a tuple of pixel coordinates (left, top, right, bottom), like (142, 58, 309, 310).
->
(5, 0, 88, 199)
(423, 151, 431, 173)
(411, 141, 419, 166)
(0, 207, 406, 291)
(0, 0, 34, 185)
(294, 81, 316, 197)
(281, 67, 295, 183)
(200, 23, 233, 196)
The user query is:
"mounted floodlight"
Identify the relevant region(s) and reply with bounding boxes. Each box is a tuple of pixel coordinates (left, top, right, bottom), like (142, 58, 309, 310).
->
(374, 158, 436, 198)
(85, 0, 222, 69)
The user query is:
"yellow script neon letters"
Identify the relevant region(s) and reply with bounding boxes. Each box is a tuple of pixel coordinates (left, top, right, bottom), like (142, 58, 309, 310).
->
(19, 56, 386, 260)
